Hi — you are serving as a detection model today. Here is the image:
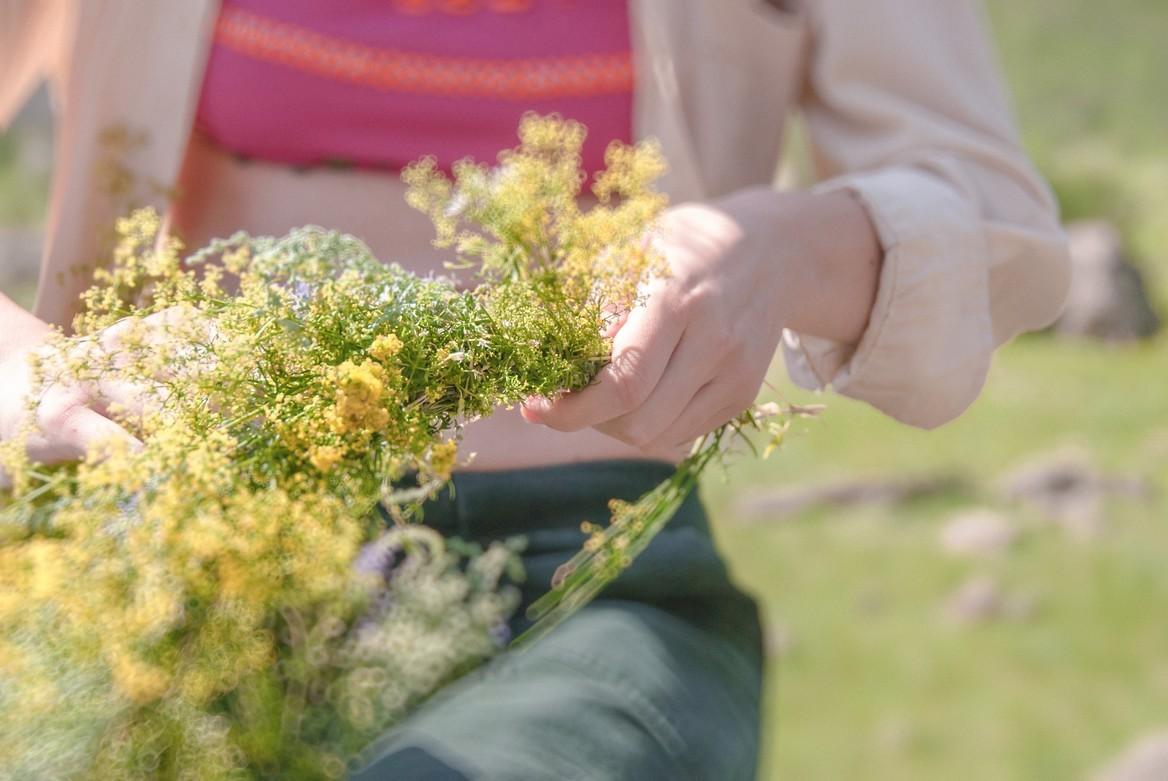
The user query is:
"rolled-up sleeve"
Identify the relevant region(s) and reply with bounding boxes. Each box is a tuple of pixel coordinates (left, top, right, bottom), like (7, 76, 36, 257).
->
(781, 0, 1071, 429)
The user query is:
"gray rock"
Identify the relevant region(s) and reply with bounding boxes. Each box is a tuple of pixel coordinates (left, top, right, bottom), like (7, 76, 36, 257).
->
(997, 448, 1151, 540)
(1094, 729, 1168, 781)
(1002, 592, 1042, 622)
(939, 509, 1017, 557)
(941, 576, 1041, 626)
(735, 473, 967, 522)
(1056, 220, 1160, 342)
(943, 576, 1046, 625)
(999, 448, 1094, 502)
(941, 575, 1003, 624)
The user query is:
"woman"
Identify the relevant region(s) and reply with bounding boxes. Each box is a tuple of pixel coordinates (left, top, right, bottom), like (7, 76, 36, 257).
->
(1, 1, 1069, 778)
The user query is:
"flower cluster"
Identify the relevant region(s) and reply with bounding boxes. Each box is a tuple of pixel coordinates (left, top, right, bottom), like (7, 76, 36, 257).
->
(0, 115, 797, 779)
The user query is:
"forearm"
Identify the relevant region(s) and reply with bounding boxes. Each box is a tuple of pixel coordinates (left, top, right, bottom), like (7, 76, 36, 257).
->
(713, 186, 882, 346)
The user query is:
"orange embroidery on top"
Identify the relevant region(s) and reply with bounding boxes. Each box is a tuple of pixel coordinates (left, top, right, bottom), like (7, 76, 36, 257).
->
(436, 0, 482, 15)
(391, 0, 536, 14)
(486, 0, 536, 12)
(391, 0, 433, 14)
(214, 7, 633, 100)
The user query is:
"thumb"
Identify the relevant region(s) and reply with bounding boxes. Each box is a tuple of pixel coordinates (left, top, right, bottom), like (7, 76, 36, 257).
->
(1, 407, 141, 491)
(43, 405, 142, 464)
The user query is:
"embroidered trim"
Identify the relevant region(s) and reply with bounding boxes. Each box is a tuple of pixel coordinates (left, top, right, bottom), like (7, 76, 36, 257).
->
(391, 0, 537, 15)
(214, 7, 634, 100)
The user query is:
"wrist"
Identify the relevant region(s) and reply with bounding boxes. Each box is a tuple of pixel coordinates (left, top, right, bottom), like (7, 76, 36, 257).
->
(716, 186, 882, 345)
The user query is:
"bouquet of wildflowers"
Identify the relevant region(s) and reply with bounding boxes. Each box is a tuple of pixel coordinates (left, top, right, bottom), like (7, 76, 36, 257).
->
(0, 116, 795, 779)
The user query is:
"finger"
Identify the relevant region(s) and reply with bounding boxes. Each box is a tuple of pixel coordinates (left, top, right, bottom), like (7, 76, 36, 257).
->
(99, 305, 199, 346)
(594, 326, 716, 448)
(89, 376, 163, 424)
(59, 405, 142, 461)
(97, 306, 208, 377)
(55, 349, 163, 426)
(645, 378, 751, 452)
(96, 314, 140, 350)
(524, 289, 684, 432)
(601, 304, 630, 339)
(33, 405, 141, 465)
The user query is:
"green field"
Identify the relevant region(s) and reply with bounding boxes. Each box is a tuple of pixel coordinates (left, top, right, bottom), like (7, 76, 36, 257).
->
(702, 2, 1168, 777)
(706, 336, 1168, 780)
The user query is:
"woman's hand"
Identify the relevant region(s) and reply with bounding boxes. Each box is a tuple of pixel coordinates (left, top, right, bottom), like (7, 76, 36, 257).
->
(0, 323, 144, 489)
(521, 187, 882, 458)
(0, 302, 192, 488)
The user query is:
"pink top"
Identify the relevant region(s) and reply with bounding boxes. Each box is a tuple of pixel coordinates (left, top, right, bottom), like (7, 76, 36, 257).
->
(195, 0, 634, 176)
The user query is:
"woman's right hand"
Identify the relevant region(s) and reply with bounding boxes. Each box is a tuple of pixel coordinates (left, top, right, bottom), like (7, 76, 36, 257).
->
(0, 303, 145, 489)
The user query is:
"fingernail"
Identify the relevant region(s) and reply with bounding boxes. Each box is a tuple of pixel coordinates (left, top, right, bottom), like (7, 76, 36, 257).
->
(521, 397, 549, 421)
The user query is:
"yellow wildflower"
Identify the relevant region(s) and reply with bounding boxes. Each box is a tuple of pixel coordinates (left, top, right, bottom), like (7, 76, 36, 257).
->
(368, 333, 403, 362)
(309, 444, 346, 473)
(429, 440, 459, 480)
(108, 645, 171, 704)
(329, 360, 390, 434)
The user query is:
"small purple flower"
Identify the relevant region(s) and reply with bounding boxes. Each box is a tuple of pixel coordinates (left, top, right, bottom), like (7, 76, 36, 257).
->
(351, 534, 407, 637)
(489, 621, 511, 648)
(289, 280, 316, 311)
(352, 534, 403, 581)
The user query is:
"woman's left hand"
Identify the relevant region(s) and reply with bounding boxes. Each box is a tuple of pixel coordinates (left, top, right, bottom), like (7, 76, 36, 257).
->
(522, 188, 881, 458)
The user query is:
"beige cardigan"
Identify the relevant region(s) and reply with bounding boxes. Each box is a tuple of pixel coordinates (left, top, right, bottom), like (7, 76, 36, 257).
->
(1, 0, 1069, 429)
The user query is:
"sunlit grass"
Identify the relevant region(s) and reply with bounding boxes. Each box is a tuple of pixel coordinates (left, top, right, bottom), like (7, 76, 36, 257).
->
(0, 135, 48, 226)
(706, 335, 1168, 780)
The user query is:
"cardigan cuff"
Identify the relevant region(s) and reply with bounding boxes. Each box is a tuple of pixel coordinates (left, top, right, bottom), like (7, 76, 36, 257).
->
(781, 164, 995, 428)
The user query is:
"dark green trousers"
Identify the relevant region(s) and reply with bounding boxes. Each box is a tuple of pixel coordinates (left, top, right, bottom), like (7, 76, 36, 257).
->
(352, 460, 763, 780)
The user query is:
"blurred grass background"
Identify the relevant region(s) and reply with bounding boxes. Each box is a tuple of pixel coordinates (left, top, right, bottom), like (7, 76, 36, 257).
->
(0, 1, 1164, 779)
(702, 1, 1168, 779)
